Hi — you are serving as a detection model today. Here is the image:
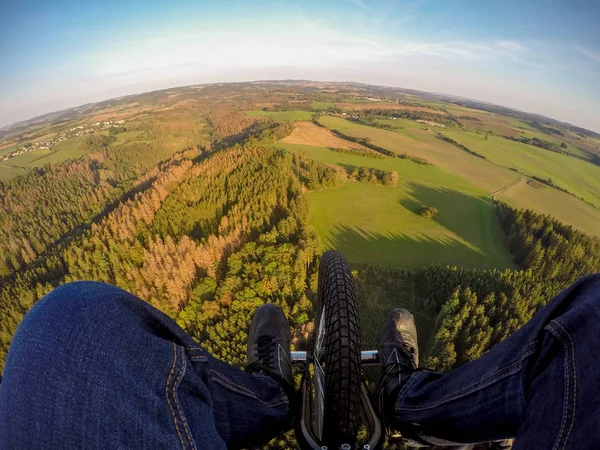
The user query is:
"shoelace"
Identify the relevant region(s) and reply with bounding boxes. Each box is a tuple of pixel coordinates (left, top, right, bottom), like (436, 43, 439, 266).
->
(254, 335, 276, 367)
(376, 343, 418, 424)
(377, 342, 416, 399)
(383, 342, 415, 372)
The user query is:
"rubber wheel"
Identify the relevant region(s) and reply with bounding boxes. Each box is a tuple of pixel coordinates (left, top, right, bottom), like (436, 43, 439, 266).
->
(314, 250, 362, 448)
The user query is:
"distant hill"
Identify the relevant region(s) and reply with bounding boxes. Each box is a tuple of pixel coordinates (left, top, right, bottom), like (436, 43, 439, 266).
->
(2, 80, 599, 140)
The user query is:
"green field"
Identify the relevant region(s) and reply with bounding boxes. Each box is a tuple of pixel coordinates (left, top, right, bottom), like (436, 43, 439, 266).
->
(29, 135, 94, 167)
(245, 110, 314, 122)
(0, 137, 90, 181)
(277, 143, 515, 270)
(311, 101, 335, 110)
(514, 128, 590, 160)
(0, 144, 20, 157)
(376, 117, 431, 133)
(443, 129, 600, 208)
(318, 115, 600, 237)
(497, 181, 600, 237)
(0, 164, 27, 182)
(3, 149, 53, 167)
(319, 115, 517, 193)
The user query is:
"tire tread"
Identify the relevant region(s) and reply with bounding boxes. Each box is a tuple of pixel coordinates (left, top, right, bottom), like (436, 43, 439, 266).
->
(316, 250, 361, 447)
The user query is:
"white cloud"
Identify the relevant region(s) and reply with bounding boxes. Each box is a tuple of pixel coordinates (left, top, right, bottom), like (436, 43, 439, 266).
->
(577, 47, 600, 64)
(348, 0, 368, 9)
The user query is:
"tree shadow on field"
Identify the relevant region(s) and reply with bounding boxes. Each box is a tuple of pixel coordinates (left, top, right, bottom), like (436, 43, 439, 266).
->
(327, 224, 493, 270)
(399, 181, 495, 252)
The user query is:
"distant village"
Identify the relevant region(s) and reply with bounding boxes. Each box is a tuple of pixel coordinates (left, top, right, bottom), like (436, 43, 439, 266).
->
(0, 120, 125, 162)
(416, 119, 447, 128)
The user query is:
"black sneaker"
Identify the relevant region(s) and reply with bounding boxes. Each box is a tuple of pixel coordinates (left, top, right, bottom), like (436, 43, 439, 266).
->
(375, 308, 419, 425)
(246, 304, 296, 415)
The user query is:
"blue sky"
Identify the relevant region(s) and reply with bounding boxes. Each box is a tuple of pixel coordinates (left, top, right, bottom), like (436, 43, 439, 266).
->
(1, 0, 599, 131)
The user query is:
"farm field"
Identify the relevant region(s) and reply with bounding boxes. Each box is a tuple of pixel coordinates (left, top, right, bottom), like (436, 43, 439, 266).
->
(513, 128, 590, 160)
(2, 148, 52, 167)
(497, 180, 600, 237)
(0, 136, 91, 181)
(375, 117, 433, 133)
(311, 101, 335, 110)
(276, 142, 515, 270)
(0, 164, 27, 182)
(317, 116, 600, 236)
(335, 103, 442, 113)
(443, 129, 600, 208)
(319, 115, 517, 193)
(280, 122, 373, 151)
(0, 131, 148, 181)
(245, 110, 314, 122)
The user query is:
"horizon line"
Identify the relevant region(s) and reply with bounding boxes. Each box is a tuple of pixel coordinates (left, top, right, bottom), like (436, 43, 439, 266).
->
(1, 78, 597, 135)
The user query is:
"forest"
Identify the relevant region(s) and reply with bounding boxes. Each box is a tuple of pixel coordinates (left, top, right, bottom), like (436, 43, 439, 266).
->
(2, 111, 599, 380)
(0, 125, 339, 372)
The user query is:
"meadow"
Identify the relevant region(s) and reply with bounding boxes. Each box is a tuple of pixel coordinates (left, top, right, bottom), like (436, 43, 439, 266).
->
(245, 110, 314, 122)
(311, 101, 335, 110)
(0, 135, 96, 181)
(319, 115, 517, 193)
(29, 135, 96, 167)
(0, 164, 27, 182)
(2, 149, 53, 167)
(276, 142, 515, 270)
(443, 129, 600, 208)
(317, 116, 600, 237)
(496, 180, 600, 237)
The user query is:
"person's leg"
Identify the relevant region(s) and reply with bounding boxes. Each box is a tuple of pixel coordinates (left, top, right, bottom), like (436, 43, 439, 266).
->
(0, 281, 291, 449)
(390, 273, 600, 449)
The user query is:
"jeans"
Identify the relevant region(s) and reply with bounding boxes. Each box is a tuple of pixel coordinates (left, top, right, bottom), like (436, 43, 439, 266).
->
(395, 273, 600, 449)
(0, 282, 289, 449)
(1, 275, 599, 449)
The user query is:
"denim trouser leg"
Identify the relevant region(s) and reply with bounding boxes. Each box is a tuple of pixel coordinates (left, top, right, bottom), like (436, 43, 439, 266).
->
(0, 281, 290, 449)
(395, 273, 600, 449)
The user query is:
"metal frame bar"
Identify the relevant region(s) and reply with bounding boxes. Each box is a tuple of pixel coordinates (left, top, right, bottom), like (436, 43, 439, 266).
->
(291, 350, 379, 365)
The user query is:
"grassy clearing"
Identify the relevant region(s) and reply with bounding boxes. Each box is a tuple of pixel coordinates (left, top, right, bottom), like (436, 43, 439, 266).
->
(245, 110, 314, 122)
(319, 116, 517, 193)
(443, 129, 600, 208)
(30, 149, 88, 167)
(375, 117, 428, 132)
(52, 135, 92, 152)
(277, 143, 515, 271)
(113, 130, 146, 145)
(0, 164, 27, 182)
